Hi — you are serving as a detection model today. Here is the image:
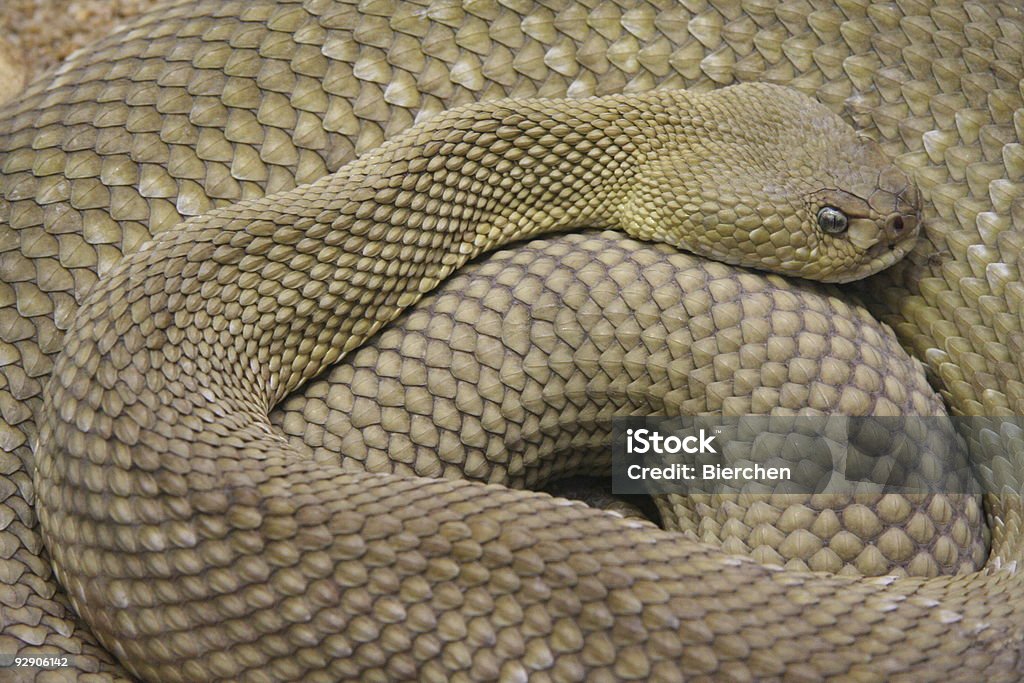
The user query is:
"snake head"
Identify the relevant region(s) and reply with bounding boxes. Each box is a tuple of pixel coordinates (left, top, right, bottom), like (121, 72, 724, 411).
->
(800, 137, 921, 283)
(627, 84, 921, 284)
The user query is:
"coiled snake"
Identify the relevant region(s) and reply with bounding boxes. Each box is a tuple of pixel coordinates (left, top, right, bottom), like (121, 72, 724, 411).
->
(2, 0, 1023, 681)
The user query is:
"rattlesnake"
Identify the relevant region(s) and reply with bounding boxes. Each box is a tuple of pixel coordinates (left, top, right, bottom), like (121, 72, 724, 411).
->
(2, 1, 1023, 681)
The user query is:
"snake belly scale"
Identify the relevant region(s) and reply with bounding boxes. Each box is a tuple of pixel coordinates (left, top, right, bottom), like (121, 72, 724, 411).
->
(0, 0, 1023, 681)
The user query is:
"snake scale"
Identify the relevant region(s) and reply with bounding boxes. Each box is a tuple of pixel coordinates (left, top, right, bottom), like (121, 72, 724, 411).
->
(1, 0, 1023, 681)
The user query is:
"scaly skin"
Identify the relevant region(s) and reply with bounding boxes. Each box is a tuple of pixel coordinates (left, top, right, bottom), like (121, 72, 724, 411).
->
(271, 231, 987, 579)
(36, 85, 922, 681)
(0, 0, 1021, 681)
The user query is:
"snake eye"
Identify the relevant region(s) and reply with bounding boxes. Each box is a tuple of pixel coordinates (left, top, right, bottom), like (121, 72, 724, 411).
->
(817, 206, 848, 234)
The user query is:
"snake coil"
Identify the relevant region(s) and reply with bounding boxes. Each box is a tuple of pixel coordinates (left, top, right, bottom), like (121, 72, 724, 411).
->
(0, 1, 1022, 681)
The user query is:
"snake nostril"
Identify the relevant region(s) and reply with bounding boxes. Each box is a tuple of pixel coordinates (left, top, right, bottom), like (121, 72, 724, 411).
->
(885, 213, 907, 239)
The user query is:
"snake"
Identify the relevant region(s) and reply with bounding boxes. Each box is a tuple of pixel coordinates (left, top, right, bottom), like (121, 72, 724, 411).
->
(0, 0, 1022, 681)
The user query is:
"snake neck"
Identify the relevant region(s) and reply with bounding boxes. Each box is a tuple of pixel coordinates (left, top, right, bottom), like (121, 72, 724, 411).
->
(162, 96, 690, 408)
(348, 91, 686, 259)
(259, 94, 679, 403)
(41, 92, 688, 456)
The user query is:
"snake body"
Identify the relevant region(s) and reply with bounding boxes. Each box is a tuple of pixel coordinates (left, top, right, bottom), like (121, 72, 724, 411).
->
(37, 82, 923, 680)
(1, 0, 1023, 681)
(272, 230, 988, 578)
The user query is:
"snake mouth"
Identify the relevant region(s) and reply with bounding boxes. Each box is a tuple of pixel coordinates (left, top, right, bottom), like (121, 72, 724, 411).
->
(820, 220, 919, 283)
(849, 229, 918, 281)
(868, 232, 916, 261)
